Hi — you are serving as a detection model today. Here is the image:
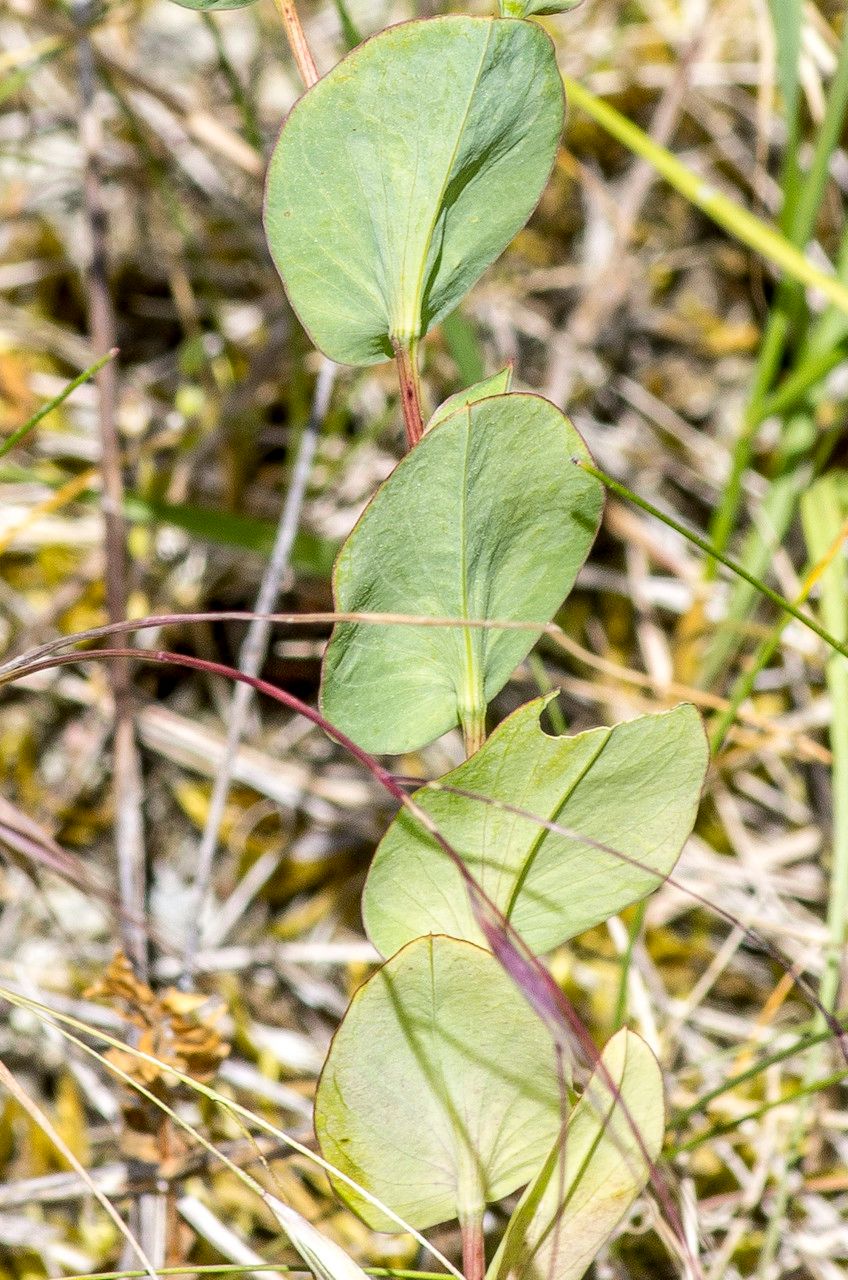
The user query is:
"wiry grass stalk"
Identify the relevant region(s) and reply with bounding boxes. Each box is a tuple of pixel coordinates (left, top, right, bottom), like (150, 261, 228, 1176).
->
(0, 985, 464, 1278)
(758, 476, 848, 1277)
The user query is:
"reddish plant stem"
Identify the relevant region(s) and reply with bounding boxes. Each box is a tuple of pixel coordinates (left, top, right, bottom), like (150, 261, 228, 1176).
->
(271, 0, 318, 88)
(393, 338, 425, 448)
(10, 632, 844, 1065)
(460, 1212, 485, 1280)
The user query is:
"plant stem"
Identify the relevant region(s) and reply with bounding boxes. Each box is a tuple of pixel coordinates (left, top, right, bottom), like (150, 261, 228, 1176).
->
(460, 704, 486, 758)
(0, 1058, 158, 1280)
(460, 1211, 485, 1280)
(706, 314, 788, 569)
(758, 475, 848, 1278)
(59, 1269, 449, 1280)
(670, 1011, 848, 1128)
(801, 477, 848, 1019)
(709, 509, 848, 753)
(393, 338, 425, 448)
(612, 899, 646, 1030)
(202, 12, 262, 149)
(700, 210, 848, 684)
(271, 0, 318, 88)
(707, 18, 848, 566)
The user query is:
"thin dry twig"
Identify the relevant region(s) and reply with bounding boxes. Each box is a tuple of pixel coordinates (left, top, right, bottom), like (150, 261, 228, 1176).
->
(182, 361, 336, 979)
(270, 0, 319, 88)
(74, 0, 148, 980)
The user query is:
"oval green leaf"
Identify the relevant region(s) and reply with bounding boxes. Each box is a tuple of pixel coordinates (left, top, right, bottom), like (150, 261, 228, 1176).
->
(320, 394, 603, 754)
(264, 17, 565, 365)
(363, 699, 707, 957)
(314, 935, 563, 1232)
(488, 1028, 664, 1280)
(426, 366, 513, 432)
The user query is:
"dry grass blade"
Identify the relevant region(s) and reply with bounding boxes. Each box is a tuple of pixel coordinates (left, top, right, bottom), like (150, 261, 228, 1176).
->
(0, 1058, 159, 1279)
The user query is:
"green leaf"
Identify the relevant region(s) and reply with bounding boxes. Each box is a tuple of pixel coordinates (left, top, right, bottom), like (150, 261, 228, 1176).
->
(265, 1197, 372, 1280)
(314, 935, 563, 1232)
(320, 394, 603, 753)
(500, 0, 580, 16)
(363, 700, 707, 958)
(124, 494, 339, 577)
(767, 0, 801, 128)
(170, 0, 257, 10)
(264, 17, 564, 365)
(488, 1028, 663, 1280)
(441, 310, 486, 386)
(426, 366, 513, 432)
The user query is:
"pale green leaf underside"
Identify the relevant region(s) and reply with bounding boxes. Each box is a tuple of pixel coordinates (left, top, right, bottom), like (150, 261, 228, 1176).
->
(488, 1028, 663, 1280)
(501, 0, 581, 15)
(264, 17, 564, 365)
(171, 0, 256, 10)
(427, 366, 513, 431)
(363, 699, 707, 957)
(315, 936, 562, 1232)
(320, 395, 603, 754)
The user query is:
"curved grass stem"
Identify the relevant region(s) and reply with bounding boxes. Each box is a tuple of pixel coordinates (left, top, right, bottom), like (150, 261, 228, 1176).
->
(574, 458, 848, 668)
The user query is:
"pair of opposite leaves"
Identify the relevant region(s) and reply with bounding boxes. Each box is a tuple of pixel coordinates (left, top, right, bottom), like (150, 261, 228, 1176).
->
(315, 935, 666, 1280)
(259, 12, 603, 754)
(314, 699, 705, 1260)
(259, 10, 600, 753)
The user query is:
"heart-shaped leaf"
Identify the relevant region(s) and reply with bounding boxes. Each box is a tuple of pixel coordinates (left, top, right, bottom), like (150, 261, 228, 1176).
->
(427, 366, 513, 432)
(264, 17, 564, 365)
(363, 699, 707, 957)
(488, 1028, 664, 1280)
(320, 394, 603, 754)
(314, 935, 563, 1232)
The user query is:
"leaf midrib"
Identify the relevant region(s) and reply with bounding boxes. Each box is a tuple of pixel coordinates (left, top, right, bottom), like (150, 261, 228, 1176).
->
(503, 728, 612, 924)
(457, 410, 482, 733)
(394, 20, 495, 342)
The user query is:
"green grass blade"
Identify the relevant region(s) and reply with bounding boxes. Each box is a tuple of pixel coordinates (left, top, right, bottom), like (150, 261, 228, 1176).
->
(0, 349, 116, 460)
(801, 476, 848, 1016)
(576, 460, 848, 663)
(562, 76, 848, 316)
(766, 0, 803, 229)
(706, 16, 848, 569)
